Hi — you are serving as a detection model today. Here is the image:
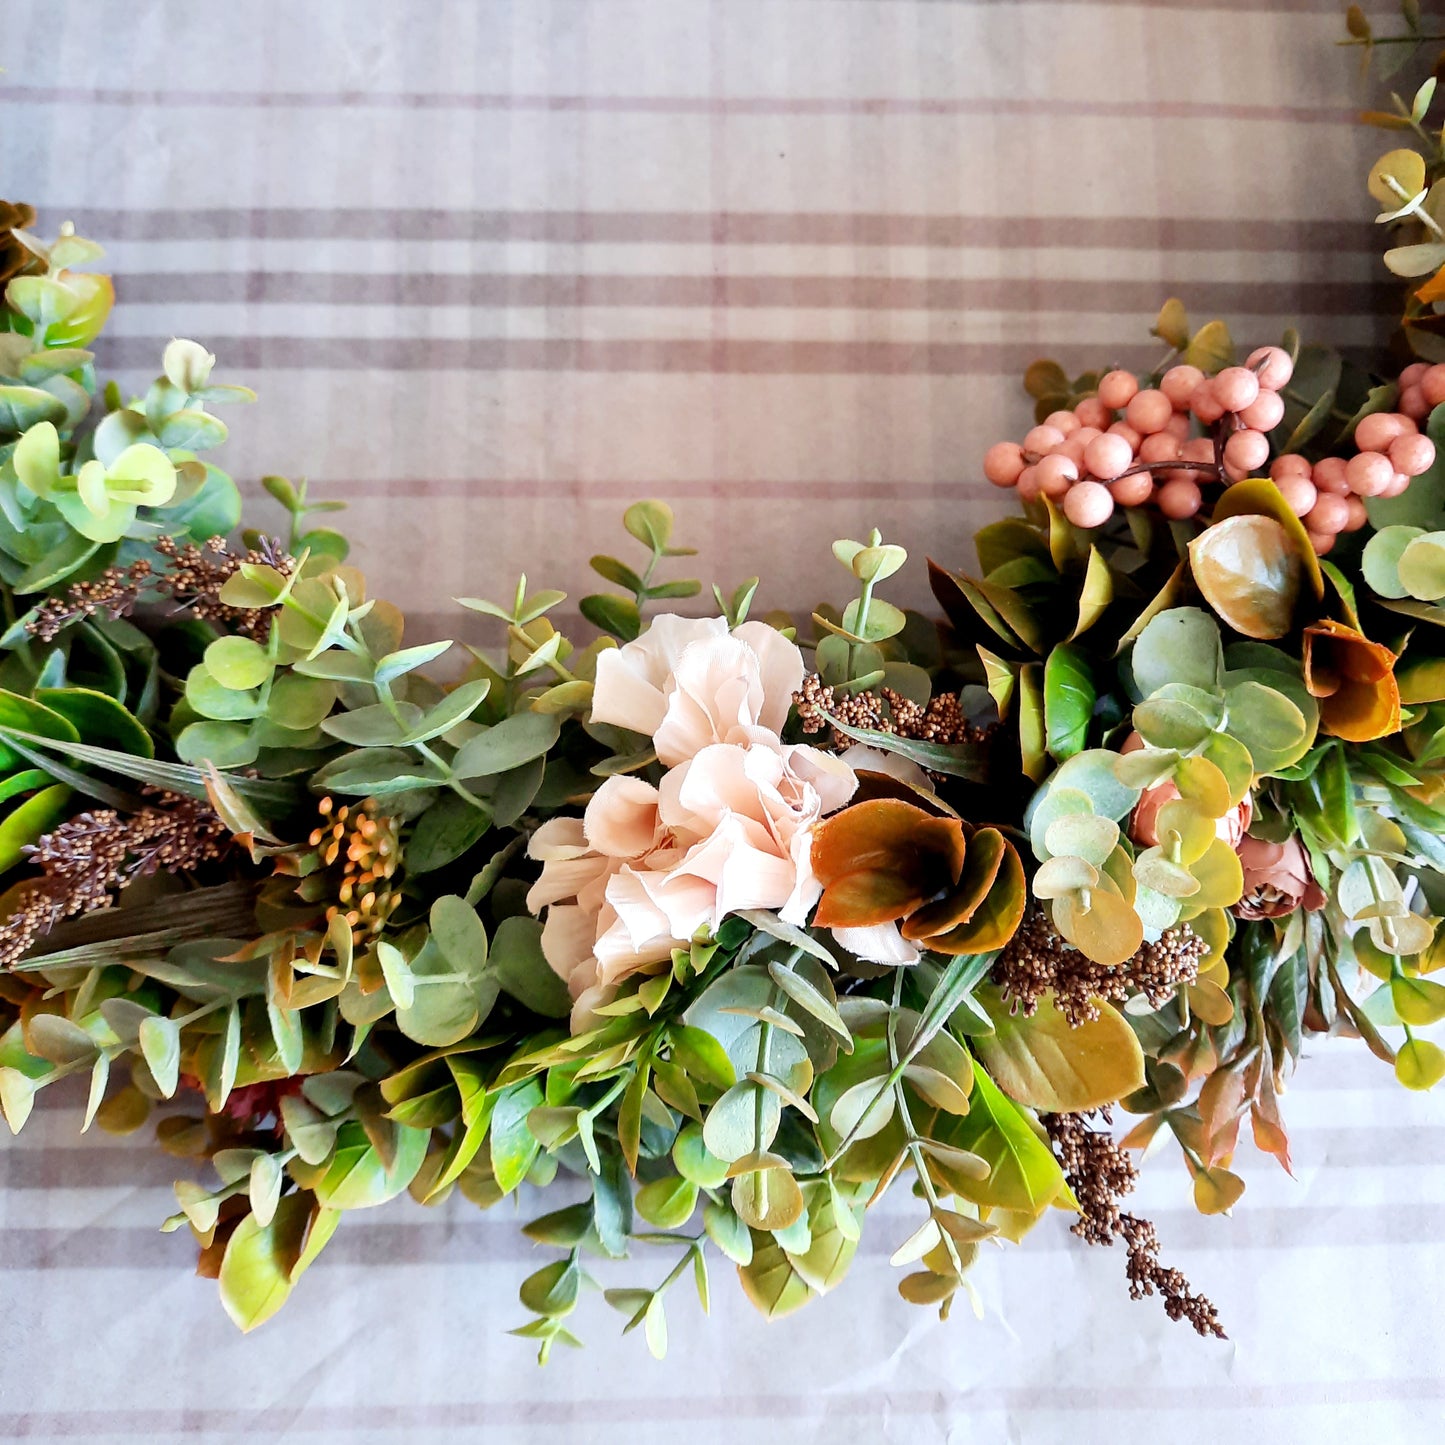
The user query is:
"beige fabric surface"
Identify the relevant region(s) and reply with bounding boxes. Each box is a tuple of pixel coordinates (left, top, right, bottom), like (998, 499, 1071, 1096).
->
(3, 1, 1441, 1440)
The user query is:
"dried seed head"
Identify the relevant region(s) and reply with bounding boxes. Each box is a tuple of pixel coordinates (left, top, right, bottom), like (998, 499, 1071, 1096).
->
(1, 793, 229, 968)
(1044, 1111, 1226, 1339)
(993, 907, 1205, 1025)
(793, 673, 991, 750)
(27, 535, 291, 644)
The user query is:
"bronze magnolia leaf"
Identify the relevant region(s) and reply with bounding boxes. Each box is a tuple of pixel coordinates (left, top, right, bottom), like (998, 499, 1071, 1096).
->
(1188, 514, 1302, 641)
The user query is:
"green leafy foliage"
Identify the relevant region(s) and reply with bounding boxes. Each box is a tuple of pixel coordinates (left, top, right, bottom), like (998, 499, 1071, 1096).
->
(2, 169, 1443, 1366)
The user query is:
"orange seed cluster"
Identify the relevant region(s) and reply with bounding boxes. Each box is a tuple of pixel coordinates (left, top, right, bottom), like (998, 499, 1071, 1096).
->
(309, 797, 403, 941)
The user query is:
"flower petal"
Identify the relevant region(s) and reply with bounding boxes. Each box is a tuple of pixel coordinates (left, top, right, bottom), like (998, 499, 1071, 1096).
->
(584, 774, 663, 859)
(832, 922, 921, 966)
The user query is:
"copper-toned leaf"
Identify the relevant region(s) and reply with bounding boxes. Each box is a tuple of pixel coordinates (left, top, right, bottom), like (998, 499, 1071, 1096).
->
(1302, 619, 1402, 742)
(811, 800, 966, 929)
(1188, 514, 1302, 640)
(1195, 1065, 1247, 1166)
(1210, 478, 1324, 601)
(847, 769, 959, 818)
(902, 827, 1007, 940)
(927, 839, 1026, 955)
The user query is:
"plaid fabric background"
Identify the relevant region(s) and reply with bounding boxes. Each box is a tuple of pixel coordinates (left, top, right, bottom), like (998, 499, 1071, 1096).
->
(2, 1, 1441, 1439)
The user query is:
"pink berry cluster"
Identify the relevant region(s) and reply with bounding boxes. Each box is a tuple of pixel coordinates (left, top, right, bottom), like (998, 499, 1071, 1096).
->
(984, 349, 1438, 554)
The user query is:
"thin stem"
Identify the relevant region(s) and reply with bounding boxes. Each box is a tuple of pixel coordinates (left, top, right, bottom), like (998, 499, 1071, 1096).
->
(883, 969, 964, 1276)
(584, 1072, 632, 1121)
(176, 996, 229, 1029)
(1116, 459, 1222, 481)
(657, 1240, 701, 1293)
(371, 677, 487, 810)
(898, 1096, 964, 1277)
(1338, 34, 1445, 47)
(821, 977, 929, 1170)
(753, 987, 776, 1158)
(507, 624, 580, 684)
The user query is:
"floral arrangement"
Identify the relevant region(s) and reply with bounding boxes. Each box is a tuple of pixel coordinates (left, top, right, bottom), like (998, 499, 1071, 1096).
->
(2, 10, 1444, 1360)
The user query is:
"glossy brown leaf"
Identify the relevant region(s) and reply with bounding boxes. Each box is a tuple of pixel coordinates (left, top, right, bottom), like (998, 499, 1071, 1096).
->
(811, 800, 966, 929)
(1302, 619, 1401, 742)
(902, 827, 1006, 940)
(1188, 514, 1302, 640)
(847, 768, 959, 818)
(926, 838, 1027, 955)
(1210, 478, 1324, 601)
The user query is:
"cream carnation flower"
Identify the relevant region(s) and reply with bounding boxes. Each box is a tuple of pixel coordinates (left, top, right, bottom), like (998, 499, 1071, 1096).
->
(590, 615, 805, 767)
(528, 615, 863, 1029)
(528, 739, 856, 1030)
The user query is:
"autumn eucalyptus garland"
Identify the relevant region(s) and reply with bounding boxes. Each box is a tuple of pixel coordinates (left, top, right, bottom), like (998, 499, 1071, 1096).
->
(1, 8, 1444, 1358)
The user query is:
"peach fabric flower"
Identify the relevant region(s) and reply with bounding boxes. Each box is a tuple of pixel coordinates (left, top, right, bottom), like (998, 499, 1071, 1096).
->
(1121, 732, 1251, 851)
(1131, 782, 1252, 851)
(591, 615, 805, 767)
(529, 615, 950, 1028)
(1232, 835, 1326, 920)
(527, 734, 858, 1030)
(526, 800, 678, 1027)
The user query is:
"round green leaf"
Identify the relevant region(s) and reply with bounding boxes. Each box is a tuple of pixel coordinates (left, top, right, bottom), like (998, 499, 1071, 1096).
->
(1131, 608, 1222, 698)
(176, 720, 259, 770)
(1027, 785, 1095, 861)
(265, 674, 338, 731)
(1362, 526, 1424, 600)
(490, 915, 571, 1018)
(731, 1165, 804, 1232)
(1042, 813, 1118, 867)
(636, 1175, 700, 1229)
(186, 664, 262, 721)
(672, 1122, 730, 1188)
(703, 1080, 781, 1162)
(393, 933, 500, 1048)
(1391, 974, 1445, 1026)
(313, 1120, 429, 1210)
(1223, 680, 1308, 773)
(1368, 147, 1427, 206)
(1396, 1038, 1445, 1090)
(1397, 532, 1445, 602)
(1045, 750, 1142, 821)
(1133, 696, 1214, 752)
(826, 1077, 896, 1142)
(1033, 854, 1099, 898)
(204, 636, 274, 691)
(519, 1259, 581, 1318)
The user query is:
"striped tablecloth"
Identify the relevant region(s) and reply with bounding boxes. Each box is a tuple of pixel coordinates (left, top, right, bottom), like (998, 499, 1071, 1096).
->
(3, 1, 1440, 1439)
